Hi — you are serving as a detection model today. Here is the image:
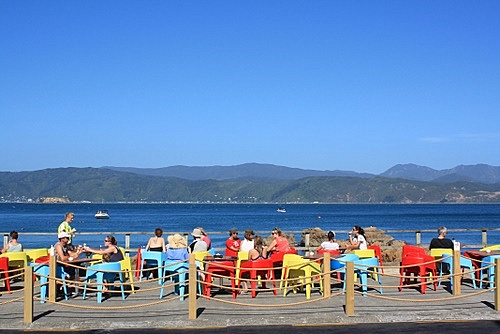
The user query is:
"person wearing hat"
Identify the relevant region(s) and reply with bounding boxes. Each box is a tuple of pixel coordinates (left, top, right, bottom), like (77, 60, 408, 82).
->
(225, 228, 241, 257)
(54, 231, 84, 280)
(189, 228, 208, 253)
(239, 228, 255, 252)
(197, 227, 212, 250)
(166, 234, 189, 261)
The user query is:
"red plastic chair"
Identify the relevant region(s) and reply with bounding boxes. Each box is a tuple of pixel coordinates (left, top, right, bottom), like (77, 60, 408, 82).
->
(134, 248, 142, 279)
(368, 245, 384, 273)
(317, 249, 341, 256)
(399, 253, 437, 294)
(0, 257, 11, 293)
(402, 244, 427, 257)
(238, 258, 277, 298)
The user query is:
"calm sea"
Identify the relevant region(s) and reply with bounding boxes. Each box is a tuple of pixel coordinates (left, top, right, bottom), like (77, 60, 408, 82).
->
(1, 203, 499, 250)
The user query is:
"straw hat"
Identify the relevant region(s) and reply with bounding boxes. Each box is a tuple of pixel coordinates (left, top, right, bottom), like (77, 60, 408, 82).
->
(168, 234, 187, 248)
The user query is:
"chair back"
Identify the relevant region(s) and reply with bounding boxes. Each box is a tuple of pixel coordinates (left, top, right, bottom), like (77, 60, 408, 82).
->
(193, 251, 211, 270)
(481, 244, 500, 251)
(0, 251, 28, 268)
(26, 248, 49, 263)
(92, 253, 103, 263)
(402, 244, 426, 257)
(430, 248, 453, 258)
(317, 249, 340, 256)
(353, 249, 375, 259)
(330, 254, 359, 270)
(282, 254, 305, 269)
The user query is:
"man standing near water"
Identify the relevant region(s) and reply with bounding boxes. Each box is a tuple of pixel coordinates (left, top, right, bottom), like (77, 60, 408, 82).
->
(58, 212, 76, 248)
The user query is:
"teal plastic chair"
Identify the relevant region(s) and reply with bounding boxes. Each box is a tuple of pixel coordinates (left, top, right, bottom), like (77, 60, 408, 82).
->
(160, 260, 189, 300)
(30, 262, 70, 302)
(480, 255, 500, 290)
(140, 251, 166, 284)
(353, 257, 383, 295)
(438, 254, 476, 291)
(82, 262, 125, 303)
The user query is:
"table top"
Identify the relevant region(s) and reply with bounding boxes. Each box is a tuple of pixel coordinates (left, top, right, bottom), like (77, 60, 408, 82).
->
(464, 250, 500, 258)
(204, 256, 237, 262)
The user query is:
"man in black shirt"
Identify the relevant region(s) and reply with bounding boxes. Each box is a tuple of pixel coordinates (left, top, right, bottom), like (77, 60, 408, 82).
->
(429, 226, 454, 250)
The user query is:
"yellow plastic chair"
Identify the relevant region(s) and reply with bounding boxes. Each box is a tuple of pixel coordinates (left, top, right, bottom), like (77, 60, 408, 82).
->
(481, 244, 500, 251)
(352, 249, 376, 259)
(26, 248, 49, 263)
(281, 254, 322, 299)
(235, 251, 249, 288)
(119, 257, 135, 293)
(193, 251, 211, 293)
(91, 253, 103, 263)
(0, 252, 28, 269)
(430, 248, 453, 258)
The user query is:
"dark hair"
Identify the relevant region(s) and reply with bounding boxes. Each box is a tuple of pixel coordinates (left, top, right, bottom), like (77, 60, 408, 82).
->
(254, 236, 264, 253)
(155, 228, 163, 237)
(106, 235, 118, 245)
(327, 231, 335, 241)
(10, 230, 18, 239)
(353, 226, 365, 235)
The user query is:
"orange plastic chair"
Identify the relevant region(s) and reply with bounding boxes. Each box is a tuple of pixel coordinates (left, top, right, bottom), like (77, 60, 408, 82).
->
(368, 245, 384, 273)
(0, 257, 11, 293)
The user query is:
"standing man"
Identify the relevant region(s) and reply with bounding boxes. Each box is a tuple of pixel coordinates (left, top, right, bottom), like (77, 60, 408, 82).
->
(225, 228, 241, 257)
(58, 212, 76, 248)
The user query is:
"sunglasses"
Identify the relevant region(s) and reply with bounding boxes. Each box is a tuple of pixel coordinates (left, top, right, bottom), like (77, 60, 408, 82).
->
(272, 232, 278, 235)
(104, 239, 110, 242)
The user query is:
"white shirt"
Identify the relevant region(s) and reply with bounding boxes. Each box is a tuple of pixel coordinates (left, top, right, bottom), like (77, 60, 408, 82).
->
(354, 235, 367, 250)
(240, 239, 254, 252)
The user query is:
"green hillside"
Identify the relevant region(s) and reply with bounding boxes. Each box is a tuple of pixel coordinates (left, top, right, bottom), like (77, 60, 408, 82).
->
(0, 168, 499, 203)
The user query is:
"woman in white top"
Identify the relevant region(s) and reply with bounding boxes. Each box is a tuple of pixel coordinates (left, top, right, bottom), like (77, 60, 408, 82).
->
(348, 225, 367, 250)
(317, 231, 339, 251)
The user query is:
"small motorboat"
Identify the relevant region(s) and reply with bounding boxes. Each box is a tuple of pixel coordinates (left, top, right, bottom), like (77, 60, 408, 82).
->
(277, 207, 286, 213)
(95, 210, 110, 219)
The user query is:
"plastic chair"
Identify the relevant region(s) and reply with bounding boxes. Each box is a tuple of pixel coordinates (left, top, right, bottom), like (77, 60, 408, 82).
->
(139, 251, 166, 283)
(235, 251, 249, 288)
(480, 245, 500, 251)
(0, 257, 11, 293)
(368, 245, 384, 273)
(160, 260, 189, 300)
(352, 249, 375, 259)
(353, 257, 383, 295)
(82, 262, 125, 303)
(438, 254, 476, 291)
(281, 254, 322, 299)
(238, 258, 277, 298)
(193, 251, 211, 293)
(479, 255, 500, 290)
(402, 244, 427, 257)
(399, 253, 437, 294)
(317, 249, 340, 256)
(119, 257, 135, 293)
(330, 254, 360, 287)
(26, 248, 49, 263)
(0, 252, 28, 269)
(430, 248, 453, 258)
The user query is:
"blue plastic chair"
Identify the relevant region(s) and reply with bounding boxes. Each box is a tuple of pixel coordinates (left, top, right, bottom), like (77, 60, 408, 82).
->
(438, 254, 476, 291)
(140, 251, 166, 284)
(160, 260, 189, 300)
(330, 254, 360, 287)
(480, 255, 500, 290)
(82, 262, 125, 303)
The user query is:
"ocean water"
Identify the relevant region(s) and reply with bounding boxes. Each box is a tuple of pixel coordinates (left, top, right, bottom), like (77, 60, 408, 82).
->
(1, 203, 499, 250)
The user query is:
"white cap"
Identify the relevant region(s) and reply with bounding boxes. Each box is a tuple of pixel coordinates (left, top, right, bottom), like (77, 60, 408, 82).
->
(58, 232, 71, 239)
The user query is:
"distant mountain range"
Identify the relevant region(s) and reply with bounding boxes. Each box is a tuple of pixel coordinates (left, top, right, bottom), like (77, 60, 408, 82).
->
(105, 163, 500, 184)
(0, 163, 499, 203)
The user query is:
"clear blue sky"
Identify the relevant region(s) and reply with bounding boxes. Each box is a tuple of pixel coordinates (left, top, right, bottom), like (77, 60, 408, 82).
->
(1, 1, 499, 174)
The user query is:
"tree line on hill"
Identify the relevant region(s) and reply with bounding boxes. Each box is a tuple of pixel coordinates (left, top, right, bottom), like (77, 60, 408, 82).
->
(0, 166, 499, 203)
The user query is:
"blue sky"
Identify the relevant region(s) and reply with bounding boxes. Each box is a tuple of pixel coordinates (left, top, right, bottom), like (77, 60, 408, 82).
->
(1, 1, 499, 174)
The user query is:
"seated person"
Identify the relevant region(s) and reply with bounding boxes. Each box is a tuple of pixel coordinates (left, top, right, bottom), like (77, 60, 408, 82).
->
(262, 227, 291, 259)
(1, 230, 23, 253)
(317, 231, 340, 252)
(189, 228, 208, 253)
(166, 234, 189, 261)
(239, 228, 255, 252)
(429, 226, 454, 250)
(55, 232, 84, 281)
(146, 227, 166, 252)
(83, 235, 124, 263)
(240, 236, 265, 293)
(225, 228, 241, 257)
(347, 226, 368, 250)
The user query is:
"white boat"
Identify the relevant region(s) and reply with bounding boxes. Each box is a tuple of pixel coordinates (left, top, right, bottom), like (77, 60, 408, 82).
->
(95, 210, 110, 219)
(277, 207, 286, 213)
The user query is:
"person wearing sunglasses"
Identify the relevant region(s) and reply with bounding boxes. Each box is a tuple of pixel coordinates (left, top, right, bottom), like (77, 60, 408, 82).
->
(225, 228, 241, 257)
(347, 226, 368, 250)
(262, 227, 291, 259)
(83, 235, 124, 263)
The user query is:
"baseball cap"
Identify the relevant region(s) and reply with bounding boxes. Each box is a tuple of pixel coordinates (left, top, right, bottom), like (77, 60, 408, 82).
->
(58, 232, 71, 239)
